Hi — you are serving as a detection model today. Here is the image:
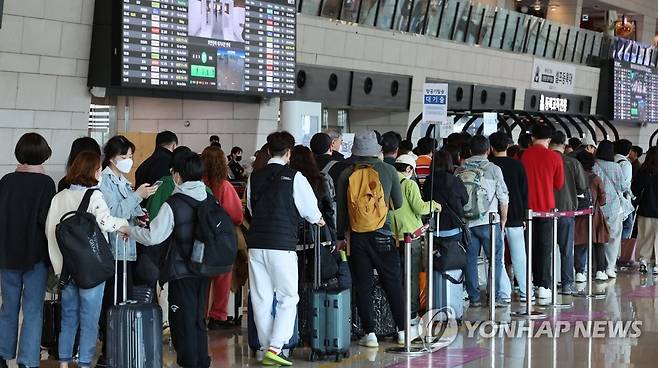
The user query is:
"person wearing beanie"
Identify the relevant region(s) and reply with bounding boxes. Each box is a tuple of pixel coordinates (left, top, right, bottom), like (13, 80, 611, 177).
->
(310, 132, 346, 186)
(335, 130, 405, 347)
(521, 124, 565, 299)
(593, 140, 629, 279)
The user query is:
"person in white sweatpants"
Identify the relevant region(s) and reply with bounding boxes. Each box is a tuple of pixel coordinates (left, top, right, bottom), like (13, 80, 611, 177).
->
(246, 132, 324, 366)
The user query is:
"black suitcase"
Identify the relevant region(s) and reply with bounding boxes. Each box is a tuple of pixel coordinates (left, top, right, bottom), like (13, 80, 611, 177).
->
(352, 274, 397, 338)
(42, 292, 61, 356)
(106, 237, 163, 368)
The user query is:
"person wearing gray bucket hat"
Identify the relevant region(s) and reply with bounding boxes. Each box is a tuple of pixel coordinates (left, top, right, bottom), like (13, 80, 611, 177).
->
(335, 130, 408, 347)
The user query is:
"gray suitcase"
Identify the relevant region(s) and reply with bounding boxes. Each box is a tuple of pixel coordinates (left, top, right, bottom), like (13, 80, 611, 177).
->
(106, 237, 162, 368)
(309, 224, 350, 362)
(433, 269, 464, 322)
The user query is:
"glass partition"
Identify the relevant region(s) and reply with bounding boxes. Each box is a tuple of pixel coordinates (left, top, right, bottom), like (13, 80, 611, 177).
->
(298, 0, 658, 67)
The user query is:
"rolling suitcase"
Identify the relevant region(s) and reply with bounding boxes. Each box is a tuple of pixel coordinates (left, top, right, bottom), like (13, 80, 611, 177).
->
(42, 292, 61, 357)
(106, 237, 163, 368)
(309, 224, 350, 362)
(433, 269, 464, 322)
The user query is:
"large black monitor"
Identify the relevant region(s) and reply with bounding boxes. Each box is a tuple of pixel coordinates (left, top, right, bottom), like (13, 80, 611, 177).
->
(599, 59, 658, 123)
(89, 0, 296, 98)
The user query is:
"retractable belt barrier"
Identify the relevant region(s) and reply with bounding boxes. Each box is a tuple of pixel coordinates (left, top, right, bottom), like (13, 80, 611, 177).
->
(531, 208, 593, 218)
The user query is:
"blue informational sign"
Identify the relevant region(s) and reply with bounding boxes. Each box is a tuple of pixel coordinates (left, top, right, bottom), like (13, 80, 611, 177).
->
(423, 83, 451, 137)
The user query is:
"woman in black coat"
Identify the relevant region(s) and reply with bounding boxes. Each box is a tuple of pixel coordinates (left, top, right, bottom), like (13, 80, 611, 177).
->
(0, 133, 56, 368)
(423, 150, 469, 236)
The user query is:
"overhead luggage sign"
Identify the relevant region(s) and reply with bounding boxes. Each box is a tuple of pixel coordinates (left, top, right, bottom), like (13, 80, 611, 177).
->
(531, 58, 576, 94)
(423, 83, 452, 138)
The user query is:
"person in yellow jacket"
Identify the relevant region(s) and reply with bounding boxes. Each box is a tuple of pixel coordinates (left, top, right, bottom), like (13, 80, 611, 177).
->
(391, 154, 440, 323)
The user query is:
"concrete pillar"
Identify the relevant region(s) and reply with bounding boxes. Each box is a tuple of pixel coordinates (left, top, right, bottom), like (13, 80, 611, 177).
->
(635, 15, 657, 46)
(546, 0, 583, 27)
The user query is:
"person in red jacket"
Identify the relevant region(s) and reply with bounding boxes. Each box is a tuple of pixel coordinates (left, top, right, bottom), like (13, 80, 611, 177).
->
(201, 146, 244, 329)
(521, 124, 564, 299)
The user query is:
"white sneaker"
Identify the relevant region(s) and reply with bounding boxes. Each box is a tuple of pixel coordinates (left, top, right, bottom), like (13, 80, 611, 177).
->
(575, 272, 587, 283)
(606, 269, 617, 278)
(595, 271, 609, 281)
(537, 287, 551, 299)
(397, 331, 405, 346)
(652, 267, 658, 275)
(359, 332, 379, 348)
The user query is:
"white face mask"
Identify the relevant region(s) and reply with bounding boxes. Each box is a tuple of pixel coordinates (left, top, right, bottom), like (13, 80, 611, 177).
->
(114, 158, 133, 174)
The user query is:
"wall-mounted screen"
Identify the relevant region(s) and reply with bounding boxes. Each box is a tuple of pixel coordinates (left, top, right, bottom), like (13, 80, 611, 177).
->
(120, 0, 296, 96)
(612, 60, 658, 122)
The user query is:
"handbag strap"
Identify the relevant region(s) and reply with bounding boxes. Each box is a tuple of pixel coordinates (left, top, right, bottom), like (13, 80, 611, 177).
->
(442, 270, 465, 284)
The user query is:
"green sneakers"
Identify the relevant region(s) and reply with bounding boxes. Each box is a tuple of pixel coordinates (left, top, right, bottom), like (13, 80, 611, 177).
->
(262, 350, 293, 366)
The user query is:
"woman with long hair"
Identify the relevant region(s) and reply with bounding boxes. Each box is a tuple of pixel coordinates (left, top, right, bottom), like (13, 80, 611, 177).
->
(632, 146, 658, 274)
(201, 146, 244, 329)
(593, 140, 630, 278)
(0, 133, 56, 368)
(252, 143, 271, 172)
(289, 145, 336, 243)
(574, 151, 609, 280)
(45, 151, 129, 368)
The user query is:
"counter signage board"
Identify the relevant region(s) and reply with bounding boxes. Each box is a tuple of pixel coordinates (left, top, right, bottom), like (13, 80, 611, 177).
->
(531, 58, 576, 94)
(423, 83, 450, 138)
(483, 112, 497, 136)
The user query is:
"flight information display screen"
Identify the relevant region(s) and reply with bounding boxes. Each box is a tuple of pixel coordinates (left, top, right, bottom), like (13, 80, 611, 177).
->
(120, 0, 296, 96)
(613, 60, 658, 122)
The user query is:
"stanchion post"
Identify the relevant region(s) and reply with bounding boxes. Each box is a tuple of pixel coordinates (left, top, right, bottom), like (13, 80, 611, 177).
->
(489, 212, 497, 322)
(574, 207, 605, 299)
(543, 209, 571, 309)
(386, 233, 426, 355)
(512, 210, 546, 319)
(427, 216, 435, 331)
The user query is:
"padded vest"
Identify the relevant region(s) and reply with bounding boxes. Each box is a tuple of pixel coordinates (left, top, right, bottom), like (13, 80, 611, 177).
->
(248, 164, 300, 251)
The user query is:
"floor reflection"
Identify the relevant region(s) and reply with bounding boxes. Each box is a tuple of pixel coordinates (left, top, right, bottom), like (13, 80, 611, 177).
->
(27, 271, 658, 367)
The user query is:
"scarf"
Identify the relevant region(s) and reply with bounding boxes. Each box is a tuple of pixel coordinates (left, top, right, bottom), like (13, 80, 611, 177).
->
(15, 164, 45, 174)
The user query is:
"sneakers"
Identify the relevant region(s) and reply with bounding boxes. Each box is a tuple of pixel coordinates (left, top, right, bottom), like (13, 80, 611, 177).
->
(469, 299, 482, 308)
(595, 271, 609, 281)
(575, 272, 587, 283)
(519, 294, 536, 303)
(537, 287, 551, 299)
(606, 269, 617, 279)
(653, 267, 658, 275)
(359, 332, 379, 348)
(561, 283, 578, 295)
(397, 331, 405, 346)
(263, 350, 293, 366)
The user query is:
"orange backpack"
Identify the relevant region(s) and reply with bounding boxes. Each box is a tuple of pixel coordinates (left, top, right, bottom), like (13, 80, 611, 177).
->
(347, 165, 387, 233)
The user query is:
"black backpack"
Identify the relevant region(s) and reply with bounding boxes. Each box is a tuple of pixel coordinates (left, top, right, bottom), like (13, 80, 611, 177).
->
(56, 189, 115, 289)
(577, 174, 594, 210)
(177, 194, 237, 277)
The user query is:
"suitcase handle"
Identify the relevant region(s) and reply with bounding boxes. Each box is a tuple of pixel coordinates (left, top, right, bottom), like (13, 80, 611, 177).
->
(113, 233, 129, 305)
(313, 223, 321, 290)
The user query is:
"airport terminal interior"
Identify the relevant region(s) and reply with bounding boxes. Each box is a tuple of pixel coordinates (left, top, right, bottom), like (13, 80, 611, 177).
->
(2, 0, 658, 366)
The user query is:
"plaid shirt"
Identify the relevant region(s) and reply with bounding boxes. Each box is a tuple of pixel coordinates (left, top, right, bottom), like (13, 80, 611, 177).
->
(592, 160, 629, 220)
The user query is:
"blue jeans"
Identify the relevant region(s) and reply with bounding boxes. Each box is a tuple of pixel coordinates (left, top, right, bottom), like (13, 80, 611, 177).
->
(59, 281, 105, 367)
(465, 224, 511, 302)
(0, 262, 48, 367)
(622, 212, 634, 240)
(557, 217, 575, 287)
(505, 227, 533, 298)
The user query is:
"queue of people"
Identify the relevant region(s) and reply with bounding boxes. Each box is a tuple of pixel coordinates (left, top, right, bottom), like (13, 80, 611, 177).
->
(0, 125, 656, 368)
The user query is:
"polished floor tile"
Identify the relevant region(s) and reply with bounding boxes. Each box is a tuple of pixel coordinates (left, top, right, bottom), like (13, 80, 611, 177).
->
(30, 270, 658, 367)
